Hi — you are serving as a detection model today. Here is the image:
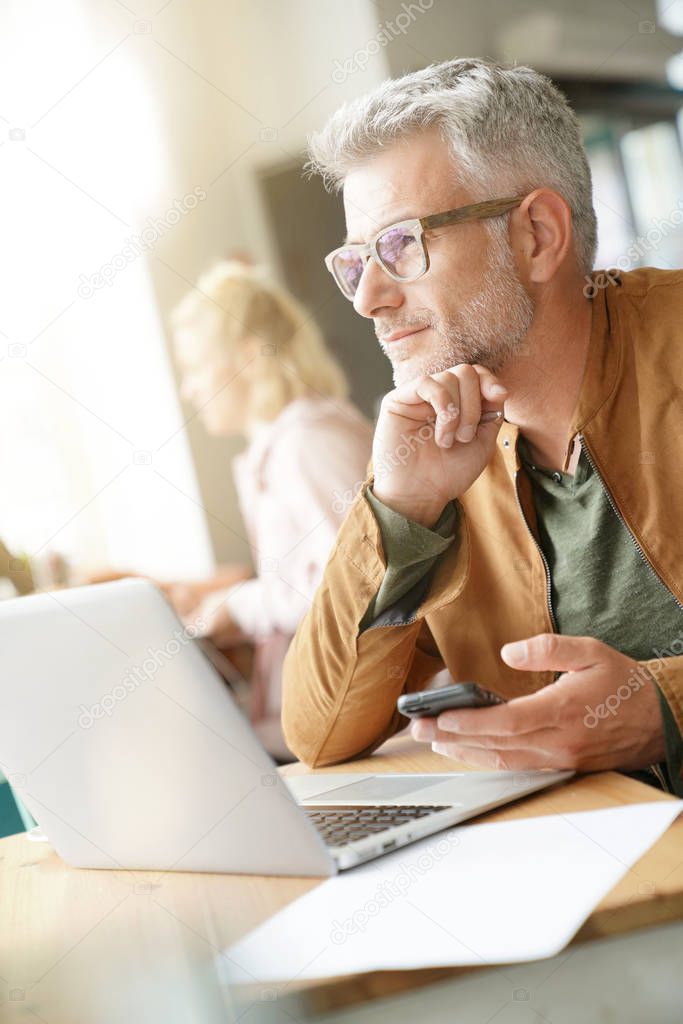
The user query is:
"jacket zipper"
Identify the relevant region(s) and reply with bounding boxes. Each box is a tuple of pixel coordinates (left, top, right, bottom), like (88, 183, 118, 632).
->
(513, 470, 558, 633)
(578, 434, 683, 613)
(650, 762, 669, 789)
(579, 433, 682, 791)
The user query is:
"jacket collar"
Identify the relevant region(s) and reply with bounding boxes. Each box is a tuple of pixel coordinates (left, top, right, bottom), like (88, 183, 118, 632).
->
(567, 273, 621, 441)
(496, 273, 621, 476)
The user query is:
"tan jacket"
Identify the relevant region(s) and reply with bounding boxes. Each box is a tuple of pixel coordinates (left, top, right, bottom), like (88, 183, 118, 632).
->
(282, 268, 683, 771)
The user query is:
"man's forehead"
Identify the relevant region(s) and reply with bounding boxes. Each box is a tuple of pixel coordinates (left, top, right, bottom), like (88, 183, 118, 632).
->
(341, 133, 457, 243)
(343, 180, 412, 241)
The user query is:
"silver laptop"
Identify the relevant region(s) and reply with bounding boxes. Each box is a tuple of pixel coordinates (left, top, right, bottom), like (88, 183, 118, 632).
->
(0, 580, 572, 875)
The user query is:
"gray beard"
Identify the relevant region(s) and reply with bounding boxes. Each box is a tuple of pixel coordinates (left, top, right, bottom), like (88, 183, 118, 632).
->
(385, 232, 535, 385)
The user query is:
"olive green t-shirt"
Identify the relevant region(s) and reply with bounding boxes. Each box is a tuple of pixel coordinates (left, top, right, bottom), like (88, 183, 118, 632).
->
(517, 436, 683, 659)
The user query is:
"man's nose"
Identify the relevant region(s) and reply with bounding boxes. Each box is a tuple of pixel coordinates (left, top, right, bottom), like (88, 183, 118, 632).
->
(352, 257, 403, 319)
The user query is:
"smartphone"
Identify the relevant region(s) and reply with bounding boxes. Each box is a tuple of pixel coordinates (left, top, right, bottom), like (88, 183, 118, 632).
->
(397, 682, 504, 718)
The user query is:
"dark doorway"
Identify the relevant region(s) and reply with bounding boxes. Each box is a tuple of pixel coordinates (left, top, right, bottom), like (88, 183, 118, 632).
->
(258, 157, 392, 421)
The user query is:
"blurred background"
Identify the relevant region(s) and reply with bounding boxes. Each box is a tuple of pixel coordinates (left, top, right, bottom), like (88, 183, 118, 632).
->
(1, 0, 683, 588)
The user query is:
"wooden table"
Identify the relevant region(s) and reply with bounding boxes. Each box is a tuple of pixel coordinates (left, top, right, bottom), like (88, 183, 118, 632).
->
(1, 736, 682, 1023)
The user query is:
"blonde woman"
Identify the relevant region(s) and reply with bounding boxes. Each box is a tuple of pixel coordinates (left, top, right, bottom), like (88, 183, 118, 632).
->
(169, 261, 373, 757)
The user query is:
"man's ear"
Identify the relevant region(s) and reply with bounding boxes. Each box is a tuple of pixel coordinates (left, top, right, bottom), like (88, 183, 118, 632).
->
(510, 188, 574, 283)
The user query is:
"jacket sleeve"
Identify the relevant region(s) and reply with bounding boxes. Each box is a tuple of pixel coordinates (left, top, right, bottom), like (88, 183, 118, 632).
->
(643, 655, 683, 796)
(281, 485, 471, 767)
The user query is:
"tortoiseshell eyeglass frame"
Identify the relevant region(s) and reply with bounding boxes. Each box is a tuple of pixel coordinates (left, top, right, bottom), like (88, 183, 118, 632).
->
(325, 195, 526, 299)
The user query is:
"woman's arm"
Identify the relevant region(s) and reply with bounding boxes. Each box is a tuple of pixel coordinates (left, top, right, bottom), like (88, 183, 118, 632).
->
(218, 412, 373, 640)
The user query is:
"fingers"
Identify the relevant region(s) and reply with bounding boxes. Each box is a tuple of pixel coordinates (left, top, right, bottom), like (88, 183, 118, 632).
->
(470, 365, 510, 408)
(413, 373, 463, 447)
(413, 715, 559, 749)
(501, 633, 606, 673)
(430, 742, 561, 772)
(445, 366, 480, 443)
(411, 688, 558, 739)
(413, 712, 565, 770)
(389, 365, 507, 449)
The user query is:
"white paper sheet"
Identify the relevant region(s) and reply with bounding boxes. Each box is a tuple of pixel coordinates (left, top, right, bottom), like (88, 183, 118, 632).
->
(223, 801, 682, 983)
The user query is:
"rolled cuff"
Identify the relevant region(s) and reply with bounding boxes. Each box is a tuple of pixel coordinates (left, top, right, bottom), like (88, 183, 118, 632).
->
(361, 488, 459, 629)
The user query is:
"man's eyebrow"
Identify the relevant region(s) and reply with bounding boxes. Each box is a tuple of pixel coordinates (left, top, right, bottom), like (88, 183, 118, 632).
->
(342, 211, 417, 247)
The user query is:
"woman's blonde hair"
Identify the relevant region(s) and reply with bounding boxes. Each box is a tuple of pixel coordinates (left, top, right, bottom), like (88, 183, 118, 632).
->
(171, 260, 349, 422)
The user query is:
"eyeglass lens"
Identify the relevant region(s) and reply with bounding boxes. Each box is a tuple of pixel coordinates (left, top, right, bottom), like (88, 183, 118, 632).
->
(332, 223, 424, 298)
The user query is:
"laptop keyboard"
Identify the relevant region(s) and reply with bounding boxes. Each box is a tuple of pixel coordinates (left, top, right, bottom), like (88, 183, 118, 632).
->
(303, 804, 450, 848)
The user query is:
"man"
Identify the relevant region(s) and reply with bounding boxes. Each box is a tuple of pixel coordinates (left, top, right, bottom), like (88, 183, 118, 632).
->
(281, 59, 683, 795)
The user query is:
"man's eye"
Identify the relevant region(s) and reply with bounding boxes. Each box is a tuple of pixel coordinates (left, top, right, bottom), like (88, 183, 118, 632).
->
(380, 230, 417, 262)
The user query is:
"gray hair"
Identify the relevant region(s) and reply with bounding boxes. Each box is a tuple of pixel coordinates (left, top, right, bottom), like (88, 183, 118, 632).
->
(306, 59, 597, 273)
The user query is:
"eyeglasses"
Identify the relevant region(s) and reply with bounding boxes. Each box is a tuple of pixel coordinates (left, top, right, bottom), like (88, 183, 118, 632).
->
(325, 195, 526, 301)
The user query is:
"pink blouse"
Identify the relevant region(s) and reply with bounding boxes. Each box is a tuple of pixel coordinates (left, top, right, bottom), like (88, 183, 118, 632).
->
(223, 396, 373, 639)
(213, 396, 373, 755)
